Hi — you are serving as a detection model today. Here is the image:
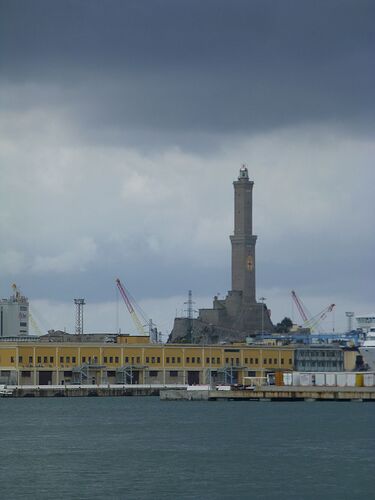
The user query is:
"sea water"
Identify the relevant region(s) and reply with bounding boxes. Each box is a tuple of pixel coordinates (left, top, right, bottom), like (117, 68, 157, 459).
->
(0, 397, 373, 499)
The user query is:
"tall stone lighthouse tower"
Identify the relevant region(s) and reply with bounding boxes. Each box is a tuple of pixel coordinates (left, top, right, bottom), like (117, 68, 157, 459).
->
(230, 166, 257, 303)
(169, 165, 273, 343)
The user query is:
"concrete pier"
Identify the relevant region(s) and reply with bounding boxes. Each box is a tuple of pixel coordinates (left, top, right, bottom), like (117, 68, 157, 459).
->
(1, 384, 188, 398)
(160, 386, 375, 402)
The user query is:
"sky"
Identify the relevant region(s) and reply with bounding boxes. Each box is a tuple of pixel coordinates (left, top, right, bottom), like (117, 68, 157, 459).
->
(0, 0, 374, 337)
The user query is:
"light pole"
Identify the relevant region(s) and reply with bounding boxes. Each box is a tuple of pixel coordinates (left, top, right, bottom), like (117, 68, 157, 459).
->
(259, 297, 266, 335)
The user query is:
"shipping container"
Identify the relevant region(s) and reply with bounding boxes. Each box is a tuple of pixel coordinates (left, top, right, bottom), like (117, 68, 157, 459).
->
(363, 373, 375, 387)
(336, 373, 347, 387)
(325, 373, 336, 386)
(315, 373, 326, 386)
(346, 373, 356, 386)
(355, 373, 363, 387)
(275, 371, 284, 386)
(283, 373, 293, 386)
(292, 372, 301, 386)
(300, 373, 312, 386)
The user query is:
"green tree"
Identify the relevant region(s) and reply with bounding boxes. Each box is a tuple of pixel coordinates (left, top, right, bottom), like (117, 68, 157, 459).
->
(275, 317, 293, 333)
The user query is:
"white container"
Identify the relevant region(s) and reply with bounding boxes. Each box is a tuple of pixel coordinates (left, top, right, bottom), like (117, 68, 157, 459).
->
(346, 373, 356, 386)
(300, 373, 312, 386)
(325, 373, 336, 386)
(363, 373, 375, 387)
(292, 372, 301, 386)
(283, 373, 293, 386)
(336, 373, 347, 387)
(315, 373, 326, 386)
(187, 385, 211, 391)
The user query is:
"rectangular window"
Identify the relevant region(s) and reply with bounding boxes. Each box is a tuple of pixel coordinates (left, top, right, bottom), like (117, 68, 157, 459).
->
(146, 357, 149, 363)
(11, 356, 14, 363)
(255, 358, 258, 364)
(225, 357, 229, 364)
(66, 356, 70, 363)
(169, 371, 178, 377)
(177, 357, 181, 363)
(124, 356, 128, 363)
(136, 357, 140, 364)
(236, 358, 240, 365)
(43, 356, 47, 363)
(82, 356, 86, 363)
(115, 356, 119, 363)
(269, 358, 272, 364)
(29, 356, 33, 363)
(212, 357, 215, 364)
(264, 359, 267, 364)
(206, 357, 210, 363)
(289, 358, 292, 365)
(172, 357, 175, 363)
(192, 357, 195, 363)
(104, 356, 108, 363)
(149, 371, 158, 377)
(157, 357, 160, 363)
(131, 357, 135, 364)
(20, 322, 27, 327)
(274, 358, 277, 365)
(109, 357, 113, 363)
(217, 357, 220, 364)
(250, 358, 253, 364)
(186, 357, 190, 363)
(60, 356, 64, 363)
(18, 356, 23, 363)
(281, 358, 284, 365)
(37, 356, 41, 363)
(71, 357, 75, 363)
(166, 357, 170, 363)
(197, 357, 201, 363)
(245, 358, 248, 364)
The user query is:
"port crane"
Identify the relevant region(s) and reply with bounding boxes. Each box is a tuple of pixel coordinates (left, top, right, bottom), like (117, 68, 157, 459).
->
(115, 278, 160, 341)
(291, 290, 335, 333)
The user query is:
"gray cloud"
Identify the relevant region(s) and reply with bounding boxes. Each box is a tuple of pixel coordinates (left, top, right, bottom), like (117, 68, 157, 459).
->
(0, 1, 374, 334)
(1, 0, 374, 145)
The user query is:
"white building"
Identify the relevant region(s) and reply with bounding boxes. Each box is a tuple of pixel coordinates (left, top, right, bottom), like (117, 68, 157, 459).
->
(0, 288, 29, 337)
(356, 314, 375, 334)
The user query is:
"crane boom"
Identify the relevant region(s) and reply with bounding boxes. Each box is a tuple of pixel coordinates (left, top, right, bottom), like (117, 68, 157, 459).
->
(306, 304, 335, 331)
(291, 290, 309, 323)
(116, 278, 147, 336)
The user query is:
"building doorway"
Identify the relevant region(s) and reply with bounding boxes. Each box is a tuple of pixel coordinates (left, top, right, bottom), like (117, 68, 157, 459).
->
(38, 371, 53, 385)
(187, 371, 200, 385)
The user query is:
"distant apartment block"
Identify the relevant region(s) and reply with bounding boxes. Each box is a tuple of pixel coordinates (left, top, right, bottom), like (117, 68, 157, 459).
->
(0, 289, 29, 337)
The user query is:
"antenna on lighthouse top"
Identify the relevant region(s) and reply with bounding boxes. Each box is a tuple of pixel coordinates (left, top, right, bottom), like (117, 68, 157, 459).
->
(239, 164, 249, 179)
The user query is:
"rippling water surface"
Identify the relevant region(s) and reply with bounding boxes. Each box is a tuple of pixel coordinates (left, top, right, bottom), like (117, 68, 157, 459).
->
(0, 397, 373, 499)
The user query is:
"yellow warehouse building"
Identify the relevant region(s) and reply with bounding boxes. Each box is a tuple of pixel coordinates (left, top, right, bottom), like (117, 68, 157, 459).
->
(0, 335, 295, 386)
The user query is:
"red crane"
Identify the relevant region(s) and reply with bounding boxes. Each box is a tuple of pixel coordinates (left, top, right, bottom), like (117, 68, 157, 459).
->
(291, 290, 335, 332)
(115, 278, 147, 336)
(291, 290, 309, 323)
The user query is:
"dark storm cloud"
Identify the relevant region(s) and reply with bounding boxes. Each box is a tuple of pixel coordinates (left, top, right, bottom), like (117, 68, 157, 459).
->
(1, 0, 374, 139)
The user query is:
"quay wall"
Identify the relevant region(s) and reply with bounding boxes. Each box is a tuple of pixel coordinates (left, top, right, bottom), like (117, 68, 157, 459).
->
(160, 386, 375, 402)
(3, 384, 187, 398)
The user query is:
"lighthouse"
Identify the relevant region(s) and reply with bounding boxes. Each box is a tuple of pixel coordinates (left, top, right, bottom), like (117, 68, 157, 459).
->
(230, 165, 257, 302)
(169, 166, 273, 343)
